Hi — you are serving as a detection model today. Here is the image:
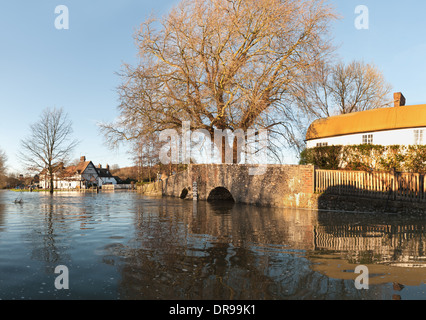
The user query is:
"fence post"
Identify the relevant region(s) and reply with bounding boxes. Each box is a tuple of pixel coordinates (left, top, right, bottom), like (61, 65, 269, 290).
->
(390, 168, 395, 200)
(423, 174, 426, 201)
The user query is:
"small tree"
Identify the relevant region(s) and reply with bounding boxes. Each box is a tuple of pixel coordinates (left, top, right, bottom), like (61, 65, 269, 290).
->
(130, 133, 160, 182)
(19, 107, 78, 194)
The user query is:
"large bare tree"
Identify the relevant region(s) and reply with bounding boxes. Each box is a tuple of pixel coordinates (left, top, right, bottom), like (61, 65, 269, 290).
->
(100, 0, 337, 163)
(19, 107, 78, 194)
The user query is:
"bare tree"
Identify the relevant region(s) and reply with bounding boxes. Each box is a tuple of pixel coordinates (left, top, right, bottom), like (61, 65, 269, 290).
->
(130, 133, 160, 182)
(291, 60, 392, 160)
(100, 0, 337, 163)
(19, 107, 79, 194)
(295, 60, 393, 119)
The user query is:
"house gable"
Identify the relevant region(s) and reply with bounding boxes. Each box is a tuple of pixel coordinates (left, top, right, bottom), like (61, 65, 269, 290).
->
(80, 161, 99, 183)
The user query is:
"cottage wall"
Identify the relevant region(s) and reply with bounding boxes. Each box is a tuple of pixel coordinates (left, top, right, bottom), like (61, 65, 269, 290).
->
(307, 127, 426, 149)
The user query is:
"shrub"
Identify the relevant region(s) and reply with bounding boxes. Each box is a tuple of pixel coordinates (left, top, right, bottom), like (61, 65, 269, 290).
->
(301, 145, 426, 173)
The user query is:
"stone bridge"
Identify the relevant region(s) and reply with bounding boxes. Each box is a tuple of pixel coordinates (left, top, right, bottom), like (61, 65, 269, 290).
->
(140, 164, 316, 208)
(138, 164, 426, 213)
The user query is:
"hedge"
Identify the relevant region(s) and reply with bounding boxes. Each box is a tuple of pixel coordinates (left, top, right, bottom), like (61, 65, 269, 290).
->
(300, 145, 426, 173)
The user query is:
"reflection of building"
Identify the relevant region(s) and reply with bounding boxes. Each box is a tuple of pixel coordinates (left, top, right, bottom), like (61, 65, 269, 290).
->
(314, 223, 426, 264)
(39, 156, 117, 189)
(306, 92, 426, 148)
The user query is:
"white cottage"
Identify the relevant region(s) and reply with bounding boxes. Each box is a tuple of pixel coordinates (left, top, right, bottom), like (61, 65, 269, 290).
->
(95, 164, 117, 187)
(305, 93, 426, 148)
(39, 156, 117, 190)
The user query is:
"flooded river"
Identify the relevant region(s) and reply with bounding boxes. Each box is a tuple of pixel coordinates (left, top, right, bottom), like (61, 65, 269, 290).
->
(0, 190, 424, 300)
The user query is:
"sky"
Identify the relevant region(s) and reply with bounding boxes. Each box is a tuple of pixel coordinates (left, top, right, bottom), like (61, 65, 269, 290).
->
(1, 0, 426, 173)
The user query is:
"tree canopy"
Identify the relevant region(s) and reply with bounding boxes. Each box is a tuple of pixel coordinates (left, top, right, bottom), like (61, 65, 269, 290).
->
(101, 0, 337, 162)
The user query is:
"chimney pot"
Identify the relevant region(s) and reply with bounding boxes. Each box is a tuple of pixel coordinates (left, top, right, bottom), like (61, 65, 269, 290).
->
(394, 92, 406, 107)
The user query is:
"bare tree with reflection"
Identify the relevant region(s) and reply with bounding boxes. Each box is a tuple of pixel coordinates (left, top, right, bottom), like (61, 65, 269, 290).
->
(19, 107, 79, 194)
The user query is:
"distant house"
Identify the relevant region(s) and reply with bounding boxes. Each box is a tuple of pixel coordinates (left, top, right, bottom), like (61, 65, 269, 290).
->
(95, 164, 116, 187)
(305, 93, 426, 148)
(39, 156, 117, 190)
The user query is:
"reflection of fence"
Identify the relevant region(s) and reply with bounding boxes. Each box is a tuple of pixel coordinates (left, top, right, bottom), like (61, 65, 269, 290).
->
(315, 169, 426, 202)
(102, 184, 134, 190)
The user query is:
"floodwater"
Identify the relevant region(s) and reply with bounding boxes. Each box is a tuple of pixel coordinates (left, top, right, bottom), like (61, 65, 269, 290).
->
(0, 190, 424, 300)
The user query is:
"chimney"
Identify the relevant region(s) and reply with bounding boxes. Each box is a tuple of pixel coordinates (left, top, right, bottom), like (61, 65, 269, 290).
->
(394, 92, 406, 107)
(98, 164, 102, 168)
(106, 164, 110, 170)
(80, 156, 86, 162)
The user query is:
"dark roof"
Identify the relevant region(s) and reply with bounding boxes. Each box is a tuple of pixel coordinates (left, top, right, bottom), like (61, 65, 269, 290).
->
(113, 176, 123, 183)
(96, 167, 114, 178)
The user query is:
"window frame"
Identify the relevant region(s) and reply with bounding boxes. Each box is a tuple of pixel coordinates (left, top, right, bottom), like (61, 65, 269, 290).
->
(362, 134, 373, 145)
(414, 129, 424, 145)
(316, 142, 329, 147)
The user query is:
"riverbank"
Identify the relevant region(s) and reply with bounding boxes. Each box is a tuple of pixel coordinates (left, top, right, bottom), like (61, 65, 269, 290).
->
(9, 188, 101, 193)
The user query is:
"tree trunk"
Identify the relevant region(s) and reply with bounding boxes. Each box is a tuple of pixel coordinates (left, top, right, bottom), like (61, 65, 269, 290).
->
(218, 136, 242, 164)
(49, 174, 54, 194)
(216, 138, 242, 164)
(233, 138, 243, 164)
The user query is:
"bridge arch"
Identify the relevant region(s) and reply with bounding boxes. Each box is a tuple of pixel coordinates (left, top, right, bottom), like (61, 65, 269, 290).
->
(180, 188, 189, 199)
(207, 186, 235, 202)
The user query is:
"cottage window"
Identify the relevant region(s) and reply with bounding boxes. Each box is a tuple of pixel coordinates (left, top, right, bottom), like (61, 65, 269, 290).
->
(414, 129, 424, 145)
(316, 142, 328, 147)
(362, 134, 373, 144)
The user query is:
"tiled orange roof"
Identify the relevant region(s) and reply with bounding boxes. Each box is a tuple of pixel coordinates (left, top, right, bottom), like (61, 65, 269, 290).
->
(75, 161, 91, 174)
(40, 160, 92, 177)
(39, 162, 65, 175)
(306, 104, 426, 140)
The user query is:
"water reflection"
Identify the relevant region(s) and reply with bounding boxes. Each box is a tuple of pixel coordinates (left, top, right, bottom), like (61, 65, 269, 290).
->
(309, 211, 426, 291)
(0, 192, 5, 229)
(114, 198, 425, 300)
(0, 190, 424, 300)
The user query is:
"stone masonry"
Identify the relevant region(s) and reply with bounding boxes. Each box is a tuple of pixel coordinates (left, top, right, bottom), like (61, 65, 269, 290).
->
(138, 164, 426, 213)
(159, 164, 317, 208)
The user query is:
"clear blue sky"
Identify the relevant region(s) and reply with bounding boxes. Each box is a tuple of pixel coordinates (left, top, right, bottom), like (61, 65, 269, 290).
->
(1, 0, 426, 173)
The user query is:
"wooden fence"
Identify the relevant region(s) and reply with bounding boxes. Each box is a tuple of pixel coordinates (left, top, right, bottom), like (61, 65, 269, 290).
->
(315, 169, 426, 202)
